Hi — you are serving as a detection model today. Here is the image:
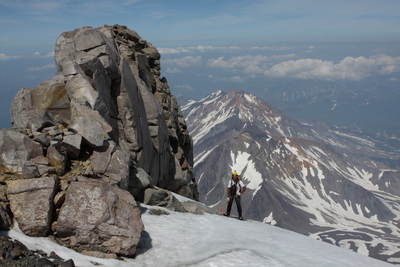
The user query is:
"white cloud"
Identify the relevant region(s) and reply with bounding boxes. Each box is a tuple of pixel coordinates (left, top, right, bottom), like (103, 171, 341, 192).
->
(165, 67, 182, 73)
(0, 53, 22, 60)
(158, 47, 190, 54)
(208, 55, 267, 69)
(45, 51, 54, 58)
(207, 54, 297, 74)
(162, 56, 202, 67)
(192, 45, 241, 52)
(243, 65, 265, 74)
(250, 46, 290, 51)
(28, 64, 55, 72)
(159, 45, 293, 55)
(0, 51, 53, 61)
(158, 45, 242, 54)
(210, 75, 246, 83)
(264, 54, 400, 81)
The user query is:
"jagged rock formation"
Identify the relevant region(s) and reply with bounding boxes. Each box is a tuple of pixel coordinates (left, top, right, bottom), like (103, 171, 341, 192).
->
(0, 24, 199, 258)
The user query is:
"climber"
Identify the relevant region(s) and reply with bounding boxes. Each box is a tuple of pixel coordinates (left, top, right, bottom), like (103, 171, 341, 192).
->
(223, 171, 246, 220)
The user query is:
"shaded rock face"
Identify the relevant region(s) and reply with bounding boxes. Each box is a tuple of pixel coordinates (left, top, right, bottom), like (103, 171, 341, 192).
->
(0, 24, 198, 258)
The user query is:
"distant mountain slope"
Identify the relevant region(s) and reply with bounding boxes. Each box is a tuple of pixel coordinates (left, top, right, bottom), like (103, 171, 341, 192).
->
(181, 89, 400, 264)
(255, 78, 400, 146)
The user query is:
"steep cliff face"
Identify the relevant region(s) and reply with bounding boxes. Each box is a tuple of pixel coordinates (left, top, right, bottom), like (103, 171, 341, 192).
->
(0, 25, 198, 258)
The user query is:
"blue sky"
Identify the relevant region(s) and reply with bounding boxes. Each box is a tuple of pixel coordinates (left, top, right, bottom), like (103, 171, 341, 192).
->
(1, 0, 400, 127)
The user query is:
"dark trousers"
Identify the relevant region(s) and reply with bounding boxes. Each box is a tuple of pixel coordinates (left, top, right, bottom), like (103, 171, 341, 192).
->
(226, 196, 242, 217)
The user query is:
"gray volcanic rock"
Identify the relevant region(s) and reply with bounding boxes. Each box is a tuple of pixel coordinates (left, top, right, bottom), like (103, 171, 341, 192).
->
(57, 179, 144, 257)
(0, 24, 198, 258)
(104, 148, 132, 189)
(10, 83, 70, 130)
(0, 129, 43, 175)
(6, 177, 58, 236)
(8, 24, 197, 198)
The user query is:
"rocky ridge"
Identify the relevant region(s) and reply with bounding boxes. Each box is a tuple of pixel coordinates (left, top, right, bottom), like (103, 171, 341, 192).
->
(0, 24, 201, 262)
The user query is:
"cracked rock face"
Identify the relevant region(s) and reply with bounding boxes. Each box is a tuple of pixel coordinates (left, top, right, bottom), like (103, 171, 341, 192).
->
(8, 24, 197, 199)
(1, 24, 198, 257)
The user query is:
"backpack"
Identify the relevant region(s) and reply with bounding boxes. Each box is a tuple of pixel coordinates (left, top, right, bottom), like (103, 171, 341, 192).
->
(230, 180, 241, 197)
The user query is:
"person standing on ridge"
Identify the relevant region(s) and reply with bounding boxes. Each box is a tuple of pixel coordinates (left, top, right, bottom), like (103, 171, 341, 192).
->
(223, 171, 247, 220)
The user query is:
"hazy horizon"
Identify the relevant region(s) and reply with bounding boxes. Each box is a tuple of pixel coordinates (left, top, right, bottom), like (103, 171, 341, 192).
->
(1, 0, 399, 133)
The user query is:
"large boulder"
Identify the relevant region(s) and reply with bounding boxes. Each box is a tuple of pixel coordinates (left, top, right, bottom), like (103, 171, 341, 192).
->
(0, 129, 43, 175)
(56, 179, 144, 257)
(143, 188, 186, 212)
(6, 177, 58, 236)
(10, 83, 70, 129)
(68, 116, 105, 147)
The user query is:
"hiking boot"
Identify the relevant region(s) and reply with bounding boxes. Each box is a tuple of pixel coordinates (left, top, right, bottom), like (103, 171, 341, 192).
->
(223, 212, 230, 217)
(239, 216, 244, 220)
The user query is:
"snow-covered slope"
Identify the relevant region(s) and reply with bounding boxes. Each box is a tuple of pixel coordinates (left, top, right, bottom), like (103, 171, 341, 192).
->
(181, 89, 400, 264)
(5, 201, 394, 267)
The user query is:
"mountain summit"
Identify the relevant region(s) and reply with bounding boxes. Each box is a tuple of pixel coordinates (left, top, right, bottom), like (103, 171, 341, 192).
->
(181, 89, 400, 264)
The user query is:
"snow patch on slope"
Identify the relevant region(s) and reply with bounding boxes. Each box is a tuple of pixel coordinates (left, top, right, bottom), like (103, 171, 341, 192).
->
(229, 151, 263, 197)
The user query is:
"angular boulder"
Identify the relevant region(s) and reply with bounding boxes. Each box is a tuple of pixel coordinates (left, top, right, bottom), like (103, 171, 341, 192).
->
(90, 140, 115, 175)
(104, 149, 131, 189)
(68, 117, 105, 147)
(6, 177, 58, 236)
(10, 83, 70, 129)
(0, 129, 43, 175)
(46, 146, 67, 176)
(56, 179, 144, 257)
(143, 188, 186, 212)
(62, 134, 82, 159)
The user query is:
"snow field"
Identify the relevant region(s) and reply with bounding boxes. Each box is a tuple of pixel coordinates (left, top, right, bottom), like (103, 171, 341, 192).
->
(5, 203, 394, 267)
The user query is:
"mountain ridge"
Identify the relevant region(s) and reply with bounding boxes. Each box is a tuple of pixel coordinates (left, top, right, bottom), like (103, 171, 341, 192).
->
(181, 88, 400, 264)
